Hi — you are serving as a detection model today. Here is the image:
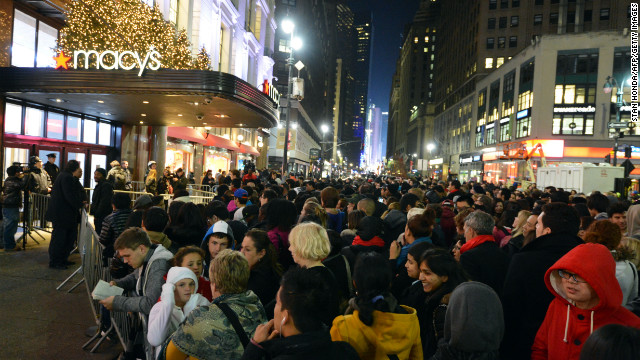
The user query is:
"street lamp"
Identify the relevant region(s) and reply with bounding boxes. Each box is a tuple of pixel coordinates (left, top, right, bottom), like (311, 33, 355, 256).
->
(321, 124, 329, 178)
(603, 75, 630, 166)
(281, 18, 303, 176)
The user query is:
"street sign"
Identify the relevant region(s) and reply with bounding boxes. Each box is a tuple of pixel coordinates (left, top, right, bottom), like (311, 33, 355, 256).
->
(608, 122, 628, 129)
(309, 148, 321, 161)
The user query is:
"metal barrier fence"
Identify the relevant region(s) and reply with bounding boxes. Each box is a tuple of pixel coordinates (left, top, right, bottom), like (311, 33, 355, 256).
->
(130, 181, 146, 192)
(29, 192, 52, 233)
(187, 184, 213, 193)
(56, 210, 153, 359)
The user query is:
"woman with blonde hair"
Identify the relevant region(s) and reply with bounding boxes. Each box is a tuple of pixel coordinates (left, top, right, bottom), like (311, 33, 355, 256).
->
(299, 201, 328, 228)
(289, 222, 340, 326)
(381, 202, 401, 220)
(499, 210, 531, 248)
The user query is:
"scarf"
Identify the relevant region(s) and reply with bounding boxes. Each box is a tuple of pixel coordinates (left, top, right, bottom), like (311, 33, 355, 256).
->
(352, 235, 385, 248)
(460, 235, 495, 254)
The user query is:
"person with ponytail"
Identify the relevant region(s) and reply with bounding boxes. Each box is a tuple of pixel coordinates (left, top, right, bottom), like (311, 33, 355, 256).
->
(241, 229, 283, 307)
(390, 208, 435, 269)
(417, 248, 468, 358)
(330, 252, 423, 360)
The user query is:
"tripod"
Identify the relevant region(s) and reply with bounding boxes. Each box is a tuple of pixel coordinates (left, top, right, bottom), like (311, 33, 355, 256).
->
(18, 174, 46, 250)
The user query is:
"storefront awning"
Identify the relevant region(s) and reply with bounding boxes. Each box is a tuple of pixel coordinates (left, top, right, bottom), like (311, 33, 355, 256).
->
(0, 68, 279, 128)
(205, 134, 240, 152)
(167, 127, 207, 144)
(239, 144, 260, 156)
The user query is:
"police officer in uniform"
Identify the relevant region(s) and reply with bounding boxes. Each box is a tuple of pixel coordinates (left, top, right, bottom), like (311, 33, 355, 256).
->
(44, 153, 60, 184)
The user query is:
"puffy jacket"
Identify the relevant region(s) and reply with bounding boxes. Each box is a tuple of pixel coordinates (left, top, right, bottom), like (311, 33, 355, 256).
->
(107, 166, 129, 190)
(2, 176, 25, 208)
(531, 243, 640, 360)
(29, 168, 51, 194)
(330, 305, 423, 360)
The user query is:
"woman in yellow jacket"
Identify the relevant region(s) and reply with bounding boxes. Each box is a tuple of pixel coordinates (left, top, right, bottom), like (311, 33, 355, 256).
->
(331, 252, 423, 360)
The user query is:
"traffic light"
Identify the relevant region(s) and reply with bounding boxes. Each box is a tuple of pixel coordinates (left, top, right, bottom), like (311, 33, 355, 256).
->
(625, 146, 632, 159)
(604, 153, 611, 164)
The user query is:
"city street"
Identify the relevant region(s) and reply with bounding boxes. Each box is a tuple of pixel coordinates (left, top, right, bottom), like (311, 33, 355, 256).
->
(0, 232, 121, 360)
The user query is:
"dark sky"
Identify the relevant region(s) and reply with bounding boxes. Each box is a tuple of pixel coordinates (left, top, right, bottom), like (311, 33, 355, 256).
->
(349, 0, 421, 112)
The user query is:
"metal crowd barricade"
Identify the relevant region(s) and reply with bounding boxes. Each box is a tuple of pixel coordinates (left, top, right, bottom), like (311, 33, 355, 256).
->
(113, 190, 155, 207)
(130, 181, 146, 192)
(56, 210, 152, 359)
(188, 188, 216, 198)
(28, 193, 52, 232)
(187, 184, 212, 193)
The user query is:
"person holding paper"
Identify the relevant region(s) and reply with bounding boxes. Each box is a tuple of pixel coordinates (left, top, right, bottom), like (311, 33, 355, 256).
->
(99, 227, 172, 359)
(147, 267, 210, 358)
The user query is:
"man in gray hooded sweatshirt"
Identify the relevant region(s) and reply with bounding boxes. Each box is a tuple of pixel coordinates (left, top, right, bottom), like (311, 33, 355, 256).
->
(431, 281, 504, 360)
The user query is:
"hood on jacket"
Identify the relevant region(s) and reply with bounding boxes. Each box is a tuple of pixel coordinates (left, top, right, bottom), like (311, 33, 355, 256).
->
(357, 216, 384, 241)
(332, 305, 420, 357)
(384, 209, 407, 229)
(545, 243, 621, 311)
(627, 204, 640, 237)
(444, 282, 504, 352)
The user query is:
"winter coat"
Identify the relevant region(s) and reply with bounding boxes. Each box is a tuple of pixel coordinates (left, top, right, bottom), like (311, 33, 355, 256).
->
(431, 281, 504, 360)
(459, 235, 509, 295)
(1, 176, 25, 208)
(531, 243, 640, 360)
(45, 170, 84, 227)
(331, 305, 423, 360)
(247, 263, 281, 307)
(172, 174, 188, 192)
(440, 207, 457, 247)
(29, 168, 51, 194)
(500, 232, 583, 360)
(113, 244, 173, 316)
(147, 276, 210, 357)
(107, 165, 129, 190)
(615, 259, 638, 307)
(90, 179, 114, 220)
(147, 231, 173, 252)
(242, 330, 359, 360)
(170, 291, 267, 360)
(384, 209, 407, 245)
(44, 161, 59, 183)
(431, 282, 504, 360)
(326, 210, 346, 233)
(145, 176, 157, 195)
(99, 209, 133, 259)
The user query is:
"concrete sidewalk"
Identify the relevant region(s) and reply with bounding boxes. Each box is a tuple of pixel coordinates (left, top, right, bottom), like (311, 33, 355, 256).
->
(0, 229, 122, 360)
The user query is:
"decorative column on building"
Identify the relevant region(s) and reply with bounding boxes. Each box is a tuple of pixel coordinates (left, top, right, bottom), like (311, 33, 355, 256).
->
(150, 126, 167, 172)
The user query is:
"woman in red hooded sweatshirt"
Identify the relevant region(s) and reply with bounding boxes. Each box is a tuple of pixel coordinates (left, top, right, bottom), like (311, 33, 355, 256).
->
(532, 243, 640, 360)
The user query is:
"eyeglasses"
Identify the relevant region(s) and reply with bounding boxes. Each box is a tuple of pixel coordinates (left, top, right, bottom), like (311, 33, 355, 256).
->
(558, 270, 587, 283)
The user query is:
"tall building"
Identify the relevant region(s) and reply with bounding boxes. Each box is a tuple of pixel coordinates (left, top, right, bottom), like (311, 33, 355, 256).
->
(430, 0, 635, 181)
(435, 0, 633, 112)
(350, 11, 373, 162)
(386, 0, 440, 164)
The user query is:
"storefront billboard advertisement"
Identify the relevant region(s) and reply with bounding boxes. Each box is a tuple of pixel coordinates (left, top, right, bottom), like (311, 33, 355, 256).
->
(53, 47, 162, 76)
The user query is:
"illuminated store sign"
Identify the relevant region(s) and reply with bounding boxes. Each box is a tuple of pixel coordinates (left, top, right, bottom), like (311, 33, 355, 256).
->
(460, 156, 473, 164)
(53, 47, 162, 76)
(429, 158, 443, 165)
(262, 79, 281, 105)
(553, 106, 596, 113)
(516, 109, 529, 119)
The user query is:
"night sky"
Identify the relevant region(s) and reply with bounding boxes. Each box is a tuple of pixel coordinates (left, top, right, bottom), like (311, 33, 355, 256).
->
(348, 0, 421, 112)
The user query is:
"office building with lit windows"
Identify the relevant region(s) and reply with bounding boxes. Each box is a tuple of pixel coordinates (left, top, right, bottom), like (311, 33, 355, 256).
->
(433, 31, 634, 183)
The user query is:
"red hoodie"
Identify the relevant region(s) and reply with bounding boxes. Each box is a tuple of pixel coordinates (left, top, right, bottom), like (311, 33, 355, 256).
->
(532, 243, 640, 360)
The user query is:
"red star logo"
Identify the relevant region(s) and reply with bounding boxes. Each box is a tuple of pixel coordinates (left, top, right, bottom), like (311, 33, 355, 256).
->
(53, 51, 71, 70)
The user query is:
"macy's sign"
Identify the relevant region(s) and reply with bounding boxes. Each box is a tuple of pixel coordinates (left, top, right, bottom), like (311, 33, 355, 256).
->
(54, 47, 162, 76)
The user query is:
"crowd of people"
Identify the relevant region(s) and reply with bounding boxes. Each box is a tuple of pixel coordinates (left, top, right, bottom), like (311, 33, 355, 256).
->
(5, 159, 640, 359)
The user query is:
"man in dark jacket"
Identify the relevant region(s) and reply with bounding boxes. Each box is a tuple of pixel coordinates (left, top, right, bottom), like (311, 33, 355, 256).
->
(90, 168, 113, 234)
(172, 168, 189, 193)
(2, 165, 26, 251)
(459, 211, 509, 295)
(241, 267, 359, 360)
(99, 192, 133, 261)
(44, 153, 59, 184)
(500, 202, 583, 360)
(28, 156, 51, 195)
(46, 160, 85, 269)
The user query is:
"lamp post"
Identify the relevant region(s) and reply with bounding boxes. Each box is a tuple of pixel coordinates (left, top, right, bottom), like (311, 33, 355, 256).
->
(281, 18, 303, 176)
(603, 75, 630, 166)
(321, 124, 329, 178)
